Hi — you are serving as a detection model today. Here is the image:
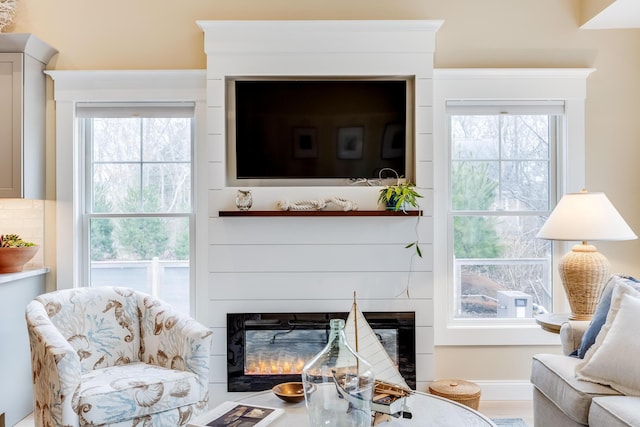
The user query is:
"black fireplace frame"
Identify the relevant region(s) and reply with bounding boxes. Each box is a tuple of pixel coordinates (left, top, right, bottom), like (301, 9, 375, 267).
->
(227, 311, 416, 392)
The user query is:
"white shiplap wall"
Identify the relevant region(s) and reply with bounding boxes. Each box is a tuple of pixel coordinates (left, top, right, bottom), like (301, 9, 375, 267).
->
(198, 20, 442, 403)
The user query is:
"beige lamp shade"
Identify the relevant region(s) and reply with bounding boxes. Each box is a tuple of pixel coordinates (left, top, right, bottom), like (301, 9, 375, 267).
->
(537, 191, 637, 320)
(537, 191, 637, 242)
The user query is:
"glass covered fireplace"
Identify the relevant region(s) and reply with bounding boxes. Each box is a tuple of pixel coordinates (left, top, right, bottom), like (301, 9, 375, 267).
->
(227, 312, 416, 392)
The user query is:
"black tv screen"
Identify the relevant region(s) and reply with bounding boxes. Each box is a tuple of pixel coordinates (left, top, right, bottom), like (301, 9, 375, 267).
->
(233, 79, 408, 183)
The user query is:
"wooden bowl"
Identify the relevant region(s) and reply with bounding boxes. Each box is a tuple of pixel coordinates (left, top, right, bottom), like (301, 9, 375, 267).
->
(272, 381, 314, 403)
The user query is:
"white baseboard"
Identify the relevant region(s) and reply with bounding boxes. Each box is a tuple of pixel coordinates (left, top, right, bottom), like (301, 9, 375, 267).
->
(472, 380, 533, 401)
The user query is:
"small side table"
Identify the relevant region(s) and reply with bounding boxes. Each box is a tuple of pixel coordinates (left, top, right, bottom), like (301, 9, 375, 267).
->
(535, 313, 570, 334)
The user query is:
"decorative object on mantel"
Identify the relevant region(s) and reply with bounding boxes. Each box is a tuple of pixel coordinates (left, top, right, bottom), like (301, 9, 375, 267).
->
(235, 189, 253, 211)
(0, 234, 39, 273)
(378, 181, 422, 212)
(377, 172, 422, 213)
(277, 197, 358, 212)
(376, 169, 423, 258)
(536, 189, 637, 320)
(218, 210, 420, 217)
(0, 0, 17, 32)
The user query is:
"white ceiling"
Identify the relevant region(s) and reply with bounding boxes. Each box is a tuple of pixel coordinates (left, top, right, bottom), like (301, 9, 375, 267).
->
(581, 0, 640, 29)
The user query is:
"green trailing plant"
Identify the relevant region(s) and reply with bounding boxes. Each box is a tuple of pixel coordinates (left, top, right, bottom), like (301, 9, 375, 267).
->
(404, 240, 422, 258)
(0, 234, 35, 247)
(378, 181, 423, 212)
(378, 181, 423, 257)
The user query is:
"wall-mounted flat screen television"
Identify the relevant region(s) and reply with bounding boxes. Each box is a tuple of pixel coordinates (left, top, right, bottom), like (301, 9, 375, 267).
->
(227, 77, 413, 186)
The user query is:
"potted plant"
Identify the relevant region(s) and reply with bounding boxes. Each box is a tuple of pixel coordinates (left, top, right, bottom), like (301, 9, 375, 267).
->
(378, 181, 423, 257)
(378, 181, 423, 212)
(0, 234, 39, 273)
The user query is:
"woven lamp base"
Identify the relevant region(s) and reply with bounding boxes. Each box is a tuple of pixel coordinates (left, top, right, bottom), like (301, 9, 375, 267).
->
(559, 243, 610, 321)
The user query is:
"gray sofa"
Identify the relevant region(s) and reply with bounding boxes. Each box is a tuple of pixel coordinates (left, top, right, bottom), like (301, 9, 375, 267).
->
(531, 320, 640, 426)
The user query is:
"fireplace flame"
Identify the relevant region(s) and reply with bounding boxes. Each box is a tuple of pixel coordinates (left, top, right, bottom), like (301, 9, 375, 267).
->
(245, 354, 309, 375)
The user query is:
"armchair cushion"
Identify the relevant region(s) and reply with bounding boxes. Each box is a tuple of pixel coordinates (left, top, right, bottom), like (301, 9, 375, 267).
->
(77, 362, 201, 425)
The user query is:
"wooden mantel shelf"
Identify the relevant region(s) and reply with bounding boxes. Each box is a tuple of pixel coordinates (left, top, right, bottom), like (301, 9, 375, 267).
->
(219, 210, 422, 217)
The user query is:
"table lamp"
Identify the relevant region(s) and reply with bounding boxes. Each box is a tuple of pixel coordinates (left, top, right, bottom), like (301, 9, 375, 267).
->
(536, 190, 637, 320)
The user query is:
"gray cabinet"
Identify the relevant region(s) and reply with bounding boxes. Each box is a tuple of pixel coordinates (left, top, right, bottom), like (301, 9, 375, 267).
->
(0, 34, 56, 199)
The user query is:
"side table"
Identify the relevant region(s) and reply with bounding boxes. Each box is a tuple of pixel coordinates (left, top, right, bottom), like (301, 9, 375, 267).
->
(535, 312, 570, 334)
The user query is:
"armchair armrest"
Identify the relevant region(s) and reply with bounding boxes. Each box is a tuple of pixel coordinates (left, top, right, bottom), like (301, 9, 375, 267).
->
(137, 294, 213, 395)
(26, 300, 82, 427)
(559, 320, 590, 356)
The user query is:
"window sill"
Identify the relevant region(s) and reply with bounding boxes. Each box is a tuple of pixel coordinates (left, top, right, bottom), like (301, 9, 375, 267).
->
(435, 322, 562, 346)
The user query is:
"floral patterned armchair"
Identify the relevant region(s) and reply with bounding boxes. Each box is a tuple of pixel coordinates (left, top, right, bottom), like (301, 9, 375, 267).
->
(25, 286, 212, 427)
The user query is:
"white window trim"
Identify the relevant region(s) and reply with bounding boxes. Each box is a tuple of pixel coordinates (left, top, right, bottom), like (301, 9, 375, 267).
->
(46, 70, 208, 318)
(433, 68, 596, 346)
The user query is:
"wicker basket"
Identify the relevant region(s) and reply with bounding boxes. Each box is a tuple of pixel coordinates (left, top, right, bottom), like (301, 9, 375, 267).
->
(428, 379, 481, 410)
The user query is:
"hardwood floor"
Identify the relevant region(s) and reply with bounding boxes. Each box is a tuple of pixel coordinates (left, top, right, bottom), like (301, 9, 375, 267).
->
(14, 413, 33, 427)
(15, 400, 535, 426)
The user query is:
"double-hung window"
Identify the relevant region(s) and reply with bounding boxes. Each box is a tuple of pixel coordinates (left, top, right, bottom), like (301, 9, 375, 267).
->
(447, 101, 562, 321)
(433, 68, 594, 345)
(79, 103, 194, 315)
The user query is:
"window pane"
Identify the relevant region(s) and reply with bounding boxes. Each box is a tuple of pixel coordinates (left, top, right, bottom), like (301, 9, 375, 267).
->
(142, 118, 191, 162)
(501, 115, 551, 160)
(501, 161, 549, 211)
(454, 215, 550, 259)
(93, 164, 141, 213)
(453, 214, 552, 318)
(91, 118, 192, 215)
(142, 163, 191, 213)
(451, 161, 499, 211)
(456, 261, 551, 319)
(90, 216, 189, 261)
(451, 116, 499, 160)
(89, 217, 190, 314)
(92, 118, 141, 162)
(451, 114, 551, 213)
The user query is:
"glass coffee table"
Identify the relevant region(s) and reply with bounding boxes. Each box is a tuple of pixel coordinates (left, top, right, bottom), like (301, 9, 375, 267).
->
(222, 389, 497, 426)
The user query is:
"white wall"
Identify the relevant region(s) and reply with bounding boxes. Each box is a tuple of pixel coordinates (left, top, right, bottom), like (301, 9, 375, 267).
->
(199, 20, 441, 401)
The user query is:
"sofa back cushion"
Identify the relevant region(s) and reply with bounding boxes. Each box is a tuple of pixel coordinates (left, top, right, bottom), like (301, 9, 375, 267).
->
(36, 287, 141, 372)
(576, 274, 640, 358)
(576, 282, 640, 395)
